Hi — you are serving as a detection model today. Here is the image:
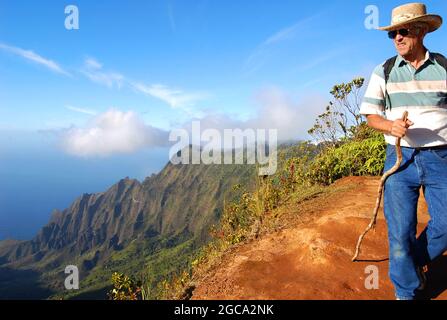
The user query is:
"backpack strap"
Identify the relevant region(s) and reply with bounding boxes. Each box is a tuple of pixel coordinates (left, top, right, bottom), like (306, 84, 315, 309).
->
(432, 52, 447, 71)
(383, 56, 398, 111)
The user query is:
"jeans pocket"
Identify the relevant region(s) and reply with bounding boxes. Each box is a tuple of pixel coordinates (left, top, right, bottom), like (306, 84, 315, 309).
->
(431, 148, 447, 162)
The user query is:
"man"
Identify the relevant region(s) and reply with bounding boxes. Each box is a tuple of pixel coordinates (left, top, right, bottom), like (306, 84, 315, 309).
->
(360, 3, 447, 300)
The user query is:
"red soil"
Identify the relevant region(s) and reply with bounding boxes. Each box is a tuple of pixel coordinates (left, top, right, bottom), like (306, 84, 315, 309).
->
(192, 176, 447, 300)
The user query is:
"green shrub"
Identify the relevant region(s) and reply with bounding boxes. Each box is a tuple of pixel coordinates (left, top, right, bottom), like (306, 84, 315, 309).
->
(108, 272, 142, 300)
(307, 128, 386, 185)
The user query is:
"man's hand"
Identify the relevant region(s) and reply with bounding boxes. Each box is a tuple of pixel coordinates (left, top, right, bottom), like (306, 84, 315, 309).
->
(389, 118, 414, 138)
(366, 114, 414, 138)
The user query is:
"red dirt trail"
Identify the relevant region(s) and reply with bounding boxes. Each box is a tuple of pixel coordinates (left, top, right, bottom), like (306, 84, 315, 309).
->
(191, 177, 447, 300)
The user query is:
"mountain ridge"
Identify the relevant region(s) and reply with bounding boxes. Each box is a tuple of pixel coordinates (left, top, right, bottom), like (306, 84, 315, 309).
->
(0, 152, 257, 298)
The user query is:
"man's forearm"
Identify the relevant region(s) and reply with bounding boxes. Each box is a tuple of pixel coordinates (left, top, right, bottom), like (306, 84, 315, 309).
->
(366, 115, 393, 135)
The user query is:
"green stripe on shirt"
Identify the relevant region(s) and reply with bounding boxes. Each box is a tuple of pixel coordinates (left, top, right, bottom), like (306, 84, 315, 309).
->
(388, 92, 447, 108)
(363, 97, 385, 107)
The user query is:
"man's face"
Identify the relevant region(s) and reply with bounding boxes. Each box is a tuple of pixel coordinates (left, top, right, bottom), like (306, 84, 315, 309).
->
(392, 24, 425, 57)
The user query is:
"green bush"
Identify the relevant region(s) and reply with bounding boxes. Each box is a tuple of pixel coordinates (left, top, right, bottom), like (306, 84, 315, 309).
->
(307, 127, 386, 185)
(108, 272, 142, 300)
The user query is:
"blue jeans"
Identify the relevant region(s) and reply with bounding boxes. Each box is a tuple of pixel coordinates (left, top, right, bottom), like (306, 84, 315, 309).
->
(384, 144, 447, 300)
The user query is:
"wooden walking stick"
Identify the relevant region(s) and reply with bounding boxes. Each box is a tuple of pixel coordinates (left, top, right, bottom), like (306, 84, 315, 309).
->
(352, 111, 409, 262)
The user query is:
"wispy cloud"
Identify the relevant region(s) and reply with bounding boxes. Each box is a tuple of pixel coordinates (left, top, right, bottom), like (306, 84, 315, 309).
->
(263, 16, 315, 46)
(167, 2, 176, 32)
(84, 57, 102, 69)
(81, 57, 208, 111)
(131, 82, 208, 109)
(299, 78, 325, 91)
(65, 105, 97, 116)
(81, 57, 124, 89)
(294, 45, 355, 73)
(244, 13, 323, 75)
(0, 42, 71, 76)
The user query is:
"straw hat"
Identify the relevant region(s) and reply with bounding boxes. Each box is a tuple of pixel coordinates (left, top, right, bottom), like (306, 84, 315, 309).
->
(378, 3, 442, 33)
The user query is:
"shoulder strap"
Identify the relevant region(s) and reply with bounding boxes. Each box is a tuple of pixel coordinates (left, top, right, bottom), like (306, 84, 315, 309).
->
(383, 56, 397, 111)
(432, 52, 447, 71)
(383, 56, 398, 84)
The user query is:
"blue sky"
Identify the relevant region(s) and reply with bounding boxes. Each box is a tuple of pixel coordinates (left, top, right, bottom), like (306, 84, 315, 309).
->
(1, 0, 446, 131)
(0, 0, 446, 239)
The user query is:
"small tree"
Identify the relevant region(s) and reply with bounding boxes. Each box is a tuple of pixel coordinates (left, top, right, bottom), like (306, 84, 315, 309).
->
(330, 77, 365, 128)
(308, 103, 343, 146)
(308, 77, 365, 146)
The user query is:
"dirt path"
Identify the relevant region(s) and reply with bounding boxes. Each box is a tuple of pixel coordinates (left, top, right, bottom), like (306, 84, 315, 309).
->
(191, 176, 447, 300)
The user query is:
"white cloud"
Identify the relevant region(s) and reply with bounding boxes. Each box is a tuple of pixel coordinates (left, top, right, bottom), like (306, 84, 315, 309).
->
(0, 43, 71, 76)
(81, 58, 124, 89)
(65, 105, 97, 116)
(247, 87, 326, 140)
(61, 109, 168, 157)
(182, 87, 327, 143)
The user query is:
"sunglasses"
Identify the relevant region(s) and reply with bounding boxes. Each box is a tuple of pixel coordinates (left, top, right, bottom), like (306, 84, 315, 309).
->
(387, 28, 412, 39)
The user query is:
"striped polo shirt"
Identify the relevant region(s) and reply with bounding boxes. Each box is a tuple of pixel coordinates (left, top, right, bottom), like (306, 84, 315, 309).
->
(360, 50, 447, 148)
